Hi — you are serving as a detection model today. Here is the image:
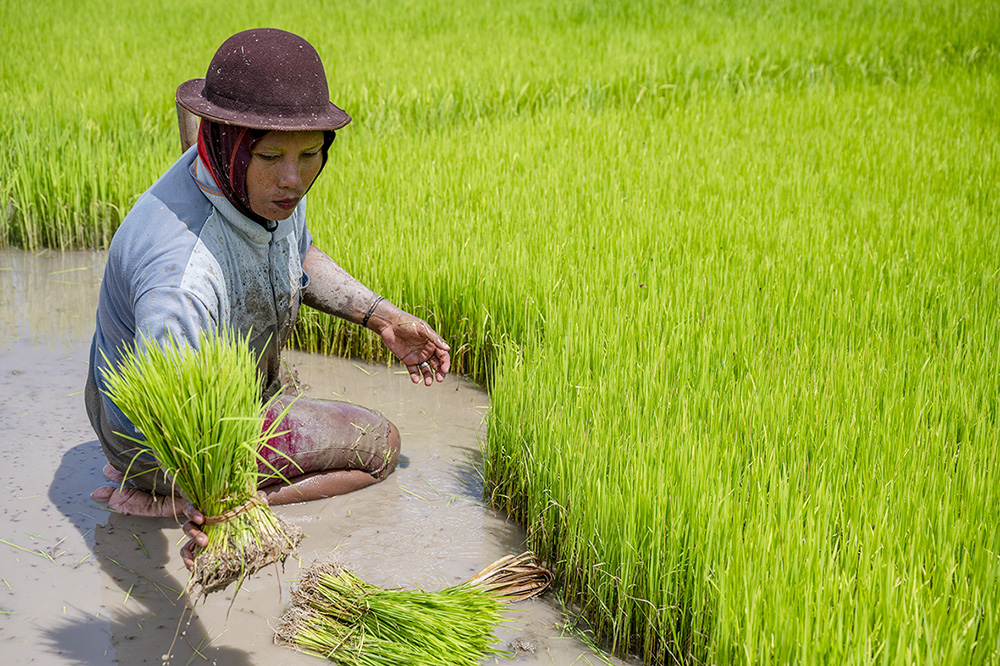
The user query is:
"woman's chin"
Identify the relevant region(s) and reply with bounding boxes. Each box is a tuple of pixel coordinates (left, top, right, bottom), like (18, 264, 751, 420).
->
(253, 207, 295, 222)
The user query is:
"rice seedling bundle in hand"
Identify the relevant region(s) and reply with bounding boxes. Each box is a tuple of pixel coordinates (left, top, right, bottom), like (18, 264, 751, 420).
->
(274, 552, 552, 664)
(102, 329, 303, 596)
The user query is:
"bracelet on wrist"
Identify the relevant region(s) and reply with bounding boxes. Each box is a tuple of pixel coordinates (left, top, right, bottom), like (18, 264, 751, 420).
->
(361, 295, 384, 329)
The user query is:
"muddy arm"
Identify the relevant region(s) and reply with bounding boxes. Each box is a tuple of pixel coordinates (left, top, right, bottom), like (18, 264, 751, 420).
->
(302, 245, 451, 385)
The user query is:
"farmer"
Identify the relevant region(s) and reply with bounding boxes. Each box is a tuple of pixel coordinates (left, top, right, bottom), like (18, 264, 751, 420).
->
(86, 28, 450, 566)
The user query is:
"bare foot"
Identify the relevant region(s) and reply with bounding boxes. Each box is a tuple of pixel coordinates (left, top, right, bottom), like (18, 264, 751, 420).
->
(102, 462, 125, 483)
(92, 485, 184, 517)
(92, 463, 183, 517)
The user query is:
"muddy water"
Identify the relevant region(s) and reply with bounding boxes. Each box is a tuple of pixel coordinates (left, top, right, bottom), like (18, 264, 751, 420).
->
(0, 249, 631, 666)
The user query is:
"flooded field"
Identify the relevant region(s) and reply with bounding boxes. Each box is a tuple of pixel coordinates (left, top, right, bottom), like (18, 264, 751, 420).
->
(0, 249, 631, 665)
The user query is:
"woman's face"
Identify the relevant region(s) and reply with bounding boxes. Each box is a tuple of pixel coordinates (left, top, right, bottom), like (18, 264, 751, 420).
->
(246, 130, 325, 220)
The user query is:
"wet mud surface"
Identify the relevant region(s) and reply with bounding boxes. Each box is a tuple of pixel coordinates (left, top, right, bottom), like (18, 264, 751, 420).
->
(0, 249, 633, 665)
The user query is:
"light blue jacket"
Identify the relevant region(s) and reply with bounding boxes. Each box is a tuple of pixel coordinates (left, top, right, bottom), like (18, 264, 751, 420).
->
(88, 146, 313, 440)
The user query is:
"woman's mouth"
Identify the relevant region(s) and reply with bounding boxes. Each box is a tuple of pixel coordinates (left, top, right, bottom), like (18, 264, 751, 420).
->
(274, 198, 298, 210)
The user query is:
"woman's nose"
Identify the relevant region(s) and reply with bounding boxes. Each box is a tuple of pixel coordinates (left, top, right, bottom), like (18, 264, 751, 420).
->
(276, 159, 302, 189)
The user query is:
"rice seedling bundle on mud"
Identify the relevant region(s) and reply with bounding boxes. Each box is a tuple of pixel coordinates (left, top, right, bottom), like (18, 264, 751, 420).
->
(102, 329, 303, 596)
(275, 552, 553, 665)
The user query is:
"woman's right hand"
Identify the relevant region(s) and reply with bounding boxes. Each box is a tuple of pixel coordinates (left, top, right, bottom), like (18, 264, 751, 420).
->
(180, 503, 208, 571)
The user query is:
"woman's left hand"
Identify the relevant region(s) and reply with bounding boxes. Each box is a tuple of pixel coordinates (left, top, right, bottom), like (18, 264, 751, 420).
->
(376, 311, 451, 386)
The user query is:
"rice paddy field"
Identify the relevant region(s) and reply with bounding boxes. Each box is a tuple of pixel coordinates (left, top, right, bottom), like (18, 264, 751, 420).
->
(3, 0, 999, 663)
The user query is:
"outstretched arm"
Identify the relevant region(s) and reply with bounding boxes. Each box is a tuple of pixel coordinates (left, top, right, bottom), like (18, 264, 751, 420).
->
(301, 244, 451, 385)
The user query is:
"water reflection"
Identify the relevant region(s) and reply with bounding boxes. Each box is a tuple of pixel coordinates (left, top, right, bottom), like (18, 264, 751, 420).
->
(0, 248, 106, 351)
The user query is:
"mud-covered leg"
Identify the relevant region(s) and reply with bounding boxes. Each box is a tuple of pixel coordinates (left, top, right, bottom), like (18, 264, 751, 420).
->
(257, 397, 401, 505)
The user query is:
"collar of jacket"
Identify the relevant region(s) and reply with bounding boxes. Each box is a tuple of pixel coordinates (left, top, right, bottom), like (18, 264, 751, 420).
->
(189, 153, 301, 246)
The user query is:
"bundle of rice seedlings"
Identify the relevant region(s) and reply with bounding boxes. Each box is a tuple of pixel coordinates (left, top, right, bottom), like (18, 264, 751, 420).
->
(101, 329, 303, 596)
(461, 551, 554, 602)
(274, 552, 553, 664)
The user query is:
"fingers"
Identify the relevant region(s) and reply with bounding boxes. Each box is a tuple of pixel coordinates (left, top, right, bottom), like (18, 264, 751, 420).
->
(425, 349, 450, 384)
(407, 348, 451, 385)
(418, 361, 434, 386)
(184, 502, 205, 524)
(182, 518, 208, 544)
(406, 360, 433, 385)
(180, 521, 209, 572)
(181, 539, 199, 571)
(181, 502, 208, 571)
(435, 346, 451, 379)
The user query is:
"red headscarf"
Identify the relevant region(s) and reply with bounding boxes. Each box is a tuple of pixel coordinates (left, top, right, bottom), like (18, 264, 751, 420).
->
(196, 119, 336, 232)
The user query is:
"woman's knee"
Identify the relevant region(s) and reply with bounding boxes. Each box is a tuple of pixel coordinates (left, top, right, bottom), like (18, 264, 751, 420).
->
(263, 398, 401, 483)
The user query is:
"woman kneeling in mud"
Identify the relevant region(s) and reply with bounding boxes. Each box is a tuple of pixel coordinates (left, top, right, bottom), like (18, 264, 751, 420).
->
(86, 28, 450, 569)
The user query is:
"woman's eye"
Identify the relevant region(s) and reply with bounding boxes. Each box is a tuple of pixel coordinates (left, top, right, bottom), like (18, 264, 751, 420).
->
(256, 154, 280, 161)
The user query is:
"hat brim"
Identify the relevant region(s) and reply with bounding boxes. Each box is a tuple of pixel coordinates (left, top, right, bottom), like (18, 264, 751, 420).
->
(176, 78, 352, 132)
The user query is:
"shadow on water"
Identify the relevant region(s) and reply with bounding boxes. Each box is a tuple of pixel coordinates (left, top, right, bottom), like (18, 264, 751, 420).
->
(452, 446, 488, 503)
(45, 441, 254, 665)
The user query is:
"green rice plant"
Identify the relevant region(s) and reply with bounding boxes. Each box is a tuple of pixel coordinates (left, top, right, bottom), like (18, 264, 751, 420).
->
(101, 328, 303, 596)
(275, 553, 551, 664)
(4, 0, 997, 249)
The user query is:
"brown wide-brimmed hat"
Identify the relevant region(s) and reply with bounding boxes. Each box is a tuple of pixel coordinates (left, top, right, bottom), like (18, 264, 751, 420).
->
(176, 28, 351, 132)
